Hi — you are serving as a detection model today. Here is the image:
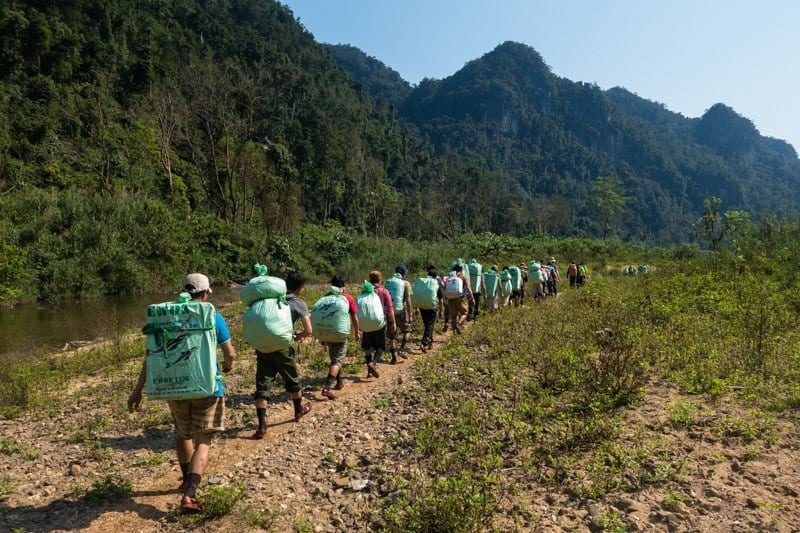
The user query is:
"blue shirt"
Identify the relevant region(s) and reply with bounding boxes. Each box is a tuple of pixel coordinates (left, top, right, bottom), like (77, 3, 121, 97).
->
(213, 312, 231, 396)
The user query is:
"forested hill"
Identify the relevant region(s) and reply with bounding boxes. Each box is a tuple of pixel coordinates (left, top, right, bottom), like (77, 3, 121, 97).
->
(0, 0, 431, 300)
(326, 44, 412, 105)
(335, 41, 800, 241)
(1, 2, 799, 302)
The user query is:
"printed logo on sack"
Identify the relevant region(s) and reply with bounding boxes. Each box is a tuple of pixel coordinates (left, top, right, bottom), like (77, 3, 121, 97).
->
(148, 333, 198, 368)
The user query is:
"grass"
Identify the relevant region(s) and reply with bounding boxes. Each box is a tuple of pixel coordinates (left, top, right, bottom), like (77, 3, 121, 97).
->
(375, 256, 800, 529)
(82, 475, 133, 505)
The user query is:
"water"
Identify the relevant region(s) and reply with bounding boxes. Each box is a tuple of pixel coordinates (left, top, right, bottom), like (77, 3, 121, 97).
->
(0, 288, 241, 363)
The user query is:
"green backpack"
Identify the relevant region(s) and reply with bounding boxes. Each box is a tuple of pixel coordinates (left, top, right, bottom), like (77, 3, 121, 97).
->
(144, 293, 218, 400)
(356, 281, 386, 333)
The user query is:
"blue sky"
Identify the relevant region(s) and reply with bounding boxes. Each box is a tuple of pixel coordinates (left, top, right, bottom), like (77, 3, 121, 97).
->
(282, 0, 800, 153)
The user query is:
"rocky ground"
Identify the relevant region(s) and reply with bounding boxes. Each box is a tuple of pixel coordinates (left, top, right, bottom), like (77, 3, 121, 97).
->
(2, 320, 800, 532)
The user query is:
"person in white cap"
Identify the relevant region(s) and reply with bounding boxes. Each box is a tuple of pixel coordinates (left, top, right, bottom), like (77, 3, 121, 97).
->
(128, 273, 236, 513)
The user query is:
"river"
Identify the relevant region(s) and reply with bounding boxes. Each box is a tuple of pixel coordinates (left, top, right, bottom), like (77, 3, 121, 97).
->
(0, 287, 241, 363)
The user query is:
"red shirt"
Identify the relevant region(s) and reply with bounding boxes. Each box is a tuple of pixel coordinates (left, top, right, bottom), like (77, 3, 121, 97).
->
(343, 293, 357, 315)
(373, 284, 396, 326)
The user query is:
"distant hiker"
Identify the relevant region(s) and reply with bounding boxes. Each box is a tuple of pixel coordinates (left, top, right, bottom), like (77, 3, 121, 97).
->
(537, 259, 549, 297)
(426, 264, 448, 331)
(443, 263, 473, 334)
(500, 266, 512, 307)
(467, 258, 486, 320)
(357, 280, 388, 375)
(567, 260, 579, 288)
(547, 258, 560, 297)
(508, 264, 523, 306)
(578, 262, 587, 287)
(412, 268, 440, 351)
(128, 273, 236, 513)
(527, 260, 545, 302)
(386, 264, 413, 361)
(241, 265, 311, 439)
(519, 263, 529, 304)
(482, 265, 503, 314)
(311, 275, 360, 400)
(366, 270, 396, 365)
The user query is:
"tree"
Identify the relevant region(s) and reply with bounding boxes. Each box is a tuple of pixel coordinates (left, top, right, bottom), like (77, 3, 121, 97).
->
(590, 176, 628, 238)
(693, 196, 725, 251)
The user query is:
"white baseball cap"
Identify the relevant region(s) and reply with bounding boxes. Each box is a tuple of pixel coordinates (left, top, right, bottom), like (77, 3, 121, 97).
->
(182, 273, 212, 294)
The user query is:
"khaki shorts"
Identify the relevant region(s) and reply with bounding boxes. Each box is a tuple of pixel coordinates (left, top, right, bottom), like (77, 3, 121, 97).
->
(327, 341, 348, 365)
(447, 297, 468, 317)
(168, 396, 225, 440)
(394, 310, 412, 333)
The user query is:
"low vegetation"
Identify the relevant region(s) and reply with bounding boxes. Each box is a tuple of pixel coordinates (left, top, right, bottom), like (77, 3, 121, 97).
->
(2, 217, 800, 529)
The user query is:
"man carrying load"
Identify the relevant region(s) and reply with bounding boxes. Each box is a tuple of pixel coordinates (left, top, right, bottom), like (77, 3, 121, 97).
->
(385, 264, 413, 361)
(128, 273, 236, 513)
(244, 267, 313, 440)
(311, 275, 360, 400)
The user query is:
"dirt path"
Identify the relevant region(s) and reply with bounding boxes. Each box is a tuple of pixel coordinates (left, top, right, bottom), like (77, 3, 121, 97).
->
(1, 322, 451, 532)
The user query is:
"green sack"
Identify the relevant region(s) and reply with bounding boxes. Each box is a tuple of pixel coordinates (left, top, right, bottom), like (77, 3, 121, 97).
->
(384, 274, 405, 312)
(508, 265, 522, 290)
(412, 277, 439, 310)
(467, 259, 483, 294)
(243, 298, 294, 353)
(356, 287, 385, 333)
(311, 287, 351, 343)
(144, 293, 218, 400)
(528, 261, 544, 284)
(500, 270, 513, 294)
(240, 275, 287, 306)
(483, 271, 500, 297)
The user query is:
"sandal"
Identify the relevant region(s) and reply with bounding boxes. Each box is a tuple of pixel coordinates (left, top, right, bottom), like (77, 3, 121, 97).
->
(294, 402, 312, 422)
(321, 388, 337, 400)
(253, 428, 267, 440)
(367, 363, 380, 378)
(181, 495, 204, 513)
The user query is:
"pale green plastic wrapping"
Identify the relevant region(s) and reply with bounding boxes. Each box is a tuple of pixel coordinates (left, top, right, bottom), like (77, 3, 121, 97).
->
(357, 290, 385, 332)
(241, 274, 293, 353)
(240, 275, 287, 306)
(468, 260, 483, 293)
(243, 298, 294, 353)
(311, 288, 351, 342)
(483, 271, 500, 296)
(508, 265, 522, 290)
(528, 261, 544, 284)
(411, 277, 439, 310)
(384, 274, 405, 312)
(144, 295, 217, 400)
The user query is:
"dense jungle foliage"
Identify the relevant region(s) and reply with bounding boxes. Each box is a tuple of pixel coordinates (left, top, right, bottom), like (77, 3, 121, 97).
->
(1, 1, 798, 303)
